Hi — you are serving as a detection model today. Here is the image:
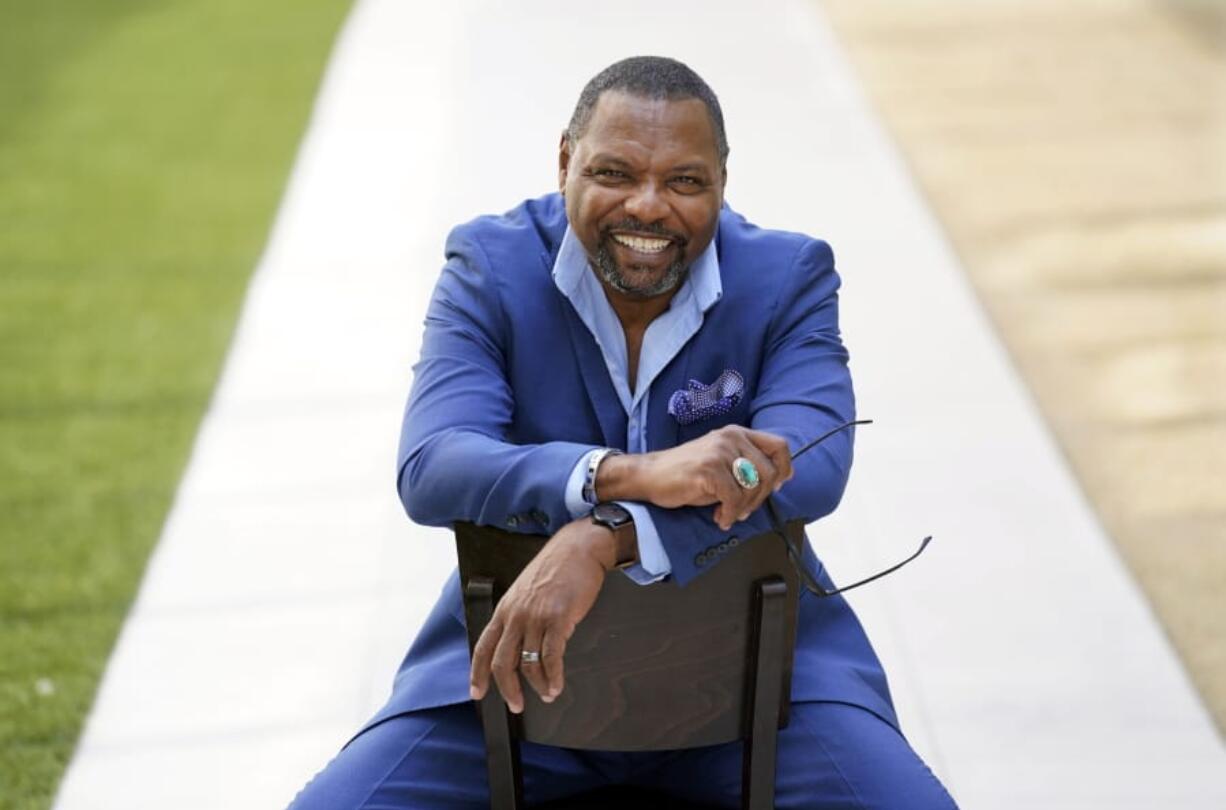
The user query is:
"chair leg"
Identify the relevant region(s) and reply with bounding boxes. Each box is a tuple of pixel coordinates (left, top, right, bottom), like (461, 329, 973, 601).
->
(465, 577, 524, 810)
(742, 577, 788, 810)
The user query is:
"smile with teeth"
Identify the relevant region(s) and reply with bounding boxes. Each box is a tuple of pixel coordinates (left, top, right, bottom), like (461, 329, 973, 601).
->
(611, 233, 672, 254)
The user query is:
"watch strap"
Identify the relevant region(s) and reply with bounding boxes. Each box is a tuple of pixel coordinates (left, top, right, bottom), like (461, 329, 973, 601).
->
(591, 503, 638, 569)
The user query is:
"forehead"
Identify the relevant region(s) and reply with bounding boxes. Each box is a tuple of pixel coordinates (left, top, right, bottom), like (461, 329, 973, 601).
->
(578, 91, 720, 166)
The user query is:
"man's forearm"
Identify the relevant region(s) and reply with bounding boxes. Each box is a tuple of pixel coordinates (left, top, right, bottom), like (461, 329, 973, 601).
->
(592, 426, 792, 529)
(398, 429, 594, 530)
(592, 452, 652, 503)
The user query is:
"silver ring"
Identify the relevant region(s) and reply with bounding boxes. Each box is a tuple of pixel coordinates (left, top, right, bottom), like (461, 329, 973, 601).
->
(731, 457, 761, 490)
(520, 650, 541, 664)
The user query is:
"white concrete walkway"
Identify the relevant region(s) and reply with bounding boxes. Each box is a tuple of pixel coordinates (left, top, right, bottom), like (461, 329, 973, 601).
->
(54, 1, 1226, 808)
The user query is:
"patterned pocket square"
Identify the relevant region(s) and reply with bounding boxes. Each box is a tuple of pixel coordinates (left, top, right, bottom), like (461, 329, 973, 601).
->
(668, 369, 744, 425)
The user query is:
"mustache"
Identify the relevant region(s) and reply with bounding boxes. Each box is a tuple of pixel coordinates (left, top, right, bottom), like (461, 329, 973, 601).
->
(600, 219, 688, 247)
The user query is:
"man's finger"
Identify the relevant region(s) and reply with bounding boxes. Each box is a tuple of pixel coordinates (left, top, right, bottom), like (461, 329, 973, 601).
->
(721, 440, 774, 524)
(748, 429, 794, 485)
(469, 617, 502, 700)
(518, 628, 550, 702)
(540, 627, 567, 701)
(709, 464, 743, 531)
(490, 622, 526, 714)
(734, 440, 778, 520)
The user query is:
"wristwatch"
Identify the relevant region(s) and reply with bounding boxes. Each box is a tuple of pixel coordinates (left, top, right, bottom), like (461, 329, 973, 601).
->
(590, 502, 638, 570)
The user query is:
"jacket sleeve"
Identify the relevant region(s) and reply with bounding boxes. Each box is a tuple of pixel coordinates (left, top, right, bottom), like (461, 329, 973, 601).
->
(396, 226, 596, 534)
(646, 239, 856, 585)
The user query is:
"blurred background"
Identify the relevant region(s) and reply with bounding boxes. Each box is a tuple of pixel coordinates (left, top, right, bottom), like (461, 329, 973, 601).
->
(823, 0, 1226, 731)
(0, 2, 352, 806)
(824, 0, 1226, 733)
(0, 1, 1222, 808)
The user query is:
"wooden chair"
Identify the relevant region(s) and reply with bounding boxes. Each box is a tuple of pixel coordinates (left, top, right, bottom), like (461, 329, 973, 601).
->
(456, 519, 804, 810)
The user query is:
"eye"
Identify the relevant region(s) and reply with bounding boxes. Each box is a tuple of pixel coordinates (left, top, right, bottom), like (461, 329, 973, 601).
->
(670, 175, 705, 193)
(591, 168, 629, 181)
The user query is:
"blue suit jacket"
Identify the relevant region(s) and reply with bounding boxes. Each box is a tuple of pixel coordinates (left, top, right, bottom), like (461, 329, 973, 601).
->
(364, 193, 897, 733)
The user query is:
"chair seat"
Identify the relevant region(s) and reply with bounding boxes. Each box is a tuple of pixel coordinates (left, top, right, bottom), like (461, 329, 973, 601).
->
(531, 785, 721, 809)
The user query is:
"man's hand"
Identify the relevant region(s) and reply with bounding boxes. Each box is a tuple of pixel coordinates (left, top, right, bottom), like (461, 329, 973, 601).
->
(597, 426, 793, 531)
(469, 516, 619, 713)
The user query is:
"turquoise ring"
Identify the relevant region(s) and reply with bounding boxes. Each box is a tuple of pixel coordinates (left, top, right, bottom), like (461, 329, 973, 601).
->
(732, 457, 761, 490)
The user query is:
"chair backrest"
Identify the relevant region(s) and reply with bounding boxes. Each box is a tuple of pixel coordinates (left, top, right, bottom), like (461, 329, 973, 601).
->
(455, 520, 803, 751)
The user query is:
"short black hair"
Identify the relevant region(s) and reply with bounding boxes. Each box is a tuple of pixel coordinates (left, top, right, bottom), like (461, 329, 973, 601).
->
(566, 56, 729, 164)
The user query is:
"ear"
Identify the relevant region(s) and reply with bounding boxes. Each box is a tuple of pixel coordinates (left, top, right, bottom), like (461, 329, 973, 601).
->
(558, 130, 572, 194)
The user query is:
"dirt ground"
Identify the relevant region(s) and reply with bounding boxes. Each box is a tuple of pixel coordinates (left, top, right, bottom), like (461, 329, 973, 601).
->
(820, 0, 1226, 731)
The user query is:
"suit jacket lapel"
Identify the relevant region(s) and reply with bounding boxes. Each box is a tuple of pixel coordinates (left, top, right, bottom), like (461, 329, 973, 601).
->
(646, 332, 691, 452)
(557, 296, 628, 451)
(646, 225, 725, 451)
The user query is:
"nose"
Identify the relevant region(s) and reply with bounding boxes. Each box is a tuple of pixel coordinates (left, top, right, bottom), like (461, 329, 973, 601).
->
(623, 180, 669, 224)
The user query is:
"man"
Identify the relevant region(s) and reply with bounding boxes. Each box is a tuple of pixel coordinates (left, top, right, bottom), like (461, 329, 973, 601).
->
(290, 56, 957, 809)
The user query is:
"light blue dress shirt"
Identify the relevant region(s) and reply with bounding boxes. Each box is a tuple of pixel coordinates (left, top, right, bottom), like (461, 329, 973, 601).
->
(553, 226, 723, 584)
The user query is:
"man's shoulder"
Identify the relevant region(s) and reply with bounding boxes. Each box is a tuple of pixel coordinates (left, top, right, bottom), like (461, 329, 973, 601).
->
(445, 193, 567, 268)
(717, 206, 835, 281)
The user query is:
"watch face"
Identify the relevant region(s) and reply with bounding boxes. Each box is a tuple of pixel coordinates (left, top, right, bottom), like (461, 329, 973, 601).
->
(592, 502, 631, 526)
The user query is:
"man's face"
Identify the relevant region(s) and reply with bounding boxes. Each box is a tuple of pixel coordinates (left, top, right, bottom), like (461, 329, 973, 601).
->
(559, 91, 726, 300)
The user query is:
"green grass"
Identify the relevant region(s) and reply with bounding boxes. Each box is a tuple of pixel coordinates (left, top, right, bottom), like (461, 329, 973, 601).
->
(0, 1, 352, 806)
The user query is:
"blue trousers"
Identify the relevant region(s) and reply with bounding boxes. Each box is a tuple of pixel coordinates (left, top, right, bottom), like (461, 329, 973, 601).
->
(288, 701, 957, 809)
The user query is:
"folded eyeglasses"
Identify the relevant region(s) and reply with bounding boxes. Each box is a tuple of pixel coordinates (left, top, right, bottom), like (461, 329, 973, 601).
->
(767, 419, 931, 598)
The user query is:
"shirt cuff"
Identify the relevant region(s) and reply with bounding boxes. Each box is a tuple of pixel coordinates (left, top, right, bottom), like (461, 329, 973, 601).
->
(564, 450, 600, 518)
(617, 501, 671, 585)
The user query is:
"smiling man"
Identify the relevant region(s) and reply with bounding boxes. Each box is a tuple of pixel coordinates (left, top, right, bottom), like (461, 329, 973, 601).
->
(289, 56, 957, 809)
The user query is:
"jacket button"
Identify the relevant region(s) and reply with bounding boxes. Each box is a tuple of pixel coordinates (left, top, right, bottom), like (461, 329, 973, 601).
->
(694, 552, 707, 567)
(728, 536, 740, 547)
(717, 541, 730, 554)
(505, 515, 519, 528)
(532, 509, 549, 527)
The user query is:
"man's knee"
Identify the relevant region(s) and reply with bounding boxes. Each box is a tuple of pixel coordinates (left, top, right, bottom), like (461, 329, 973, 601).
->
(286, 705, 488, 810)
(285, 703, 610, 809)
(779, 701, 958, 810)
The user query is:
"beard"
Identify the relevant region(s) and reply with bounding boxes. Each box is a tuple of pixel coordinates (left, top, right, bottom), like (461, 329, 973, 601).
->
(592, 219, 689, 299)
